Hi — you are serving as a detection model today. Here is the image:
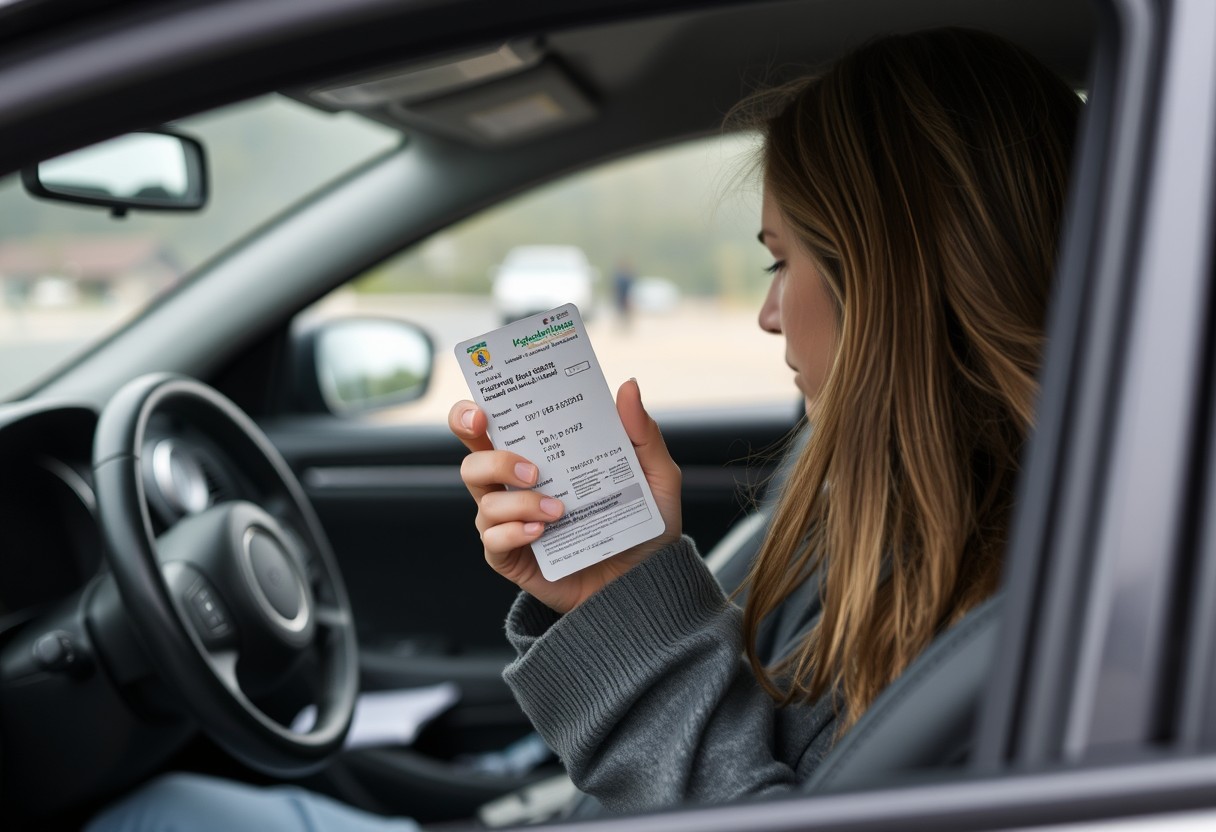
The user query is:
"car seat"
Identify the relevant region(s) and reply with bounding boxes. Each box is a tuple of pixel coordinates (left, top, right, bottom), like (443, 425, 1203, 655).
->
(710, 422, 999, 793)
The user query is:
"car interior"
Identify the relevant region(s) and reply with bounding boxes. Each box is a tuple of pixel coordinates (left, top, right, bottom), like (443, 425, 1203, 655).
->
(0, 0, 1102, 829)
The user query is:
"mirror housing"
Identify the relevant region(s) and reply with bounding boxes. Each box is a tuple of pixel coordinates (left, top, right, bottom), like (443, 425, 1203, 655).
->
(293, 317, 435, 416)
(21, 129, 207, 216)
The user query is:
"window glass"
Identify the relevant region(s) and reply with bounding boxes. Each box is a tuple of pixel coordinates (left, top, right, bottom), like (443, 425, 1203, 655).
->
(310, 133, 796, 423)
(0, 95, 399, 400)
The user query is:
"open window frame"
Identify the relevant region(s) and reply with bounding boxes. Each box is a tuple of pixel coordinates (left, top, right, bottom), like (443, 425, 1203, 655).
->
(2, 0, 1215, 829)
(537, 0, 1216, 827)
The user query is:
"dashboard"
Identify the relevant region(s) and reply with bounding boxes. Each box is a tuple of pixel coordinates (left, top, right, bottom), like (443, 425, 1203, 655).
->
(0, 402, 241, 632)
(0, 399, 259, 818)
(0, 405, 101, 626)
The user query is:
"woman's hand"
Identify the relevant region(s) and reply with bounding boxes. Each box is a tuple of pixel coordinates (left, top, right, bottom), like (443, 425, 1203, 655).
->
(449, 379, 682, 614)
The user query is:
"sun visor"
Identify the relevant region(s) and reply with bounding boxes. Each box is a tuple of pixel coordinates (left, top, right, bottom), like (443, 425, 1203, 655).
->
(310, 40, 544, 108)
(386, 61, 597, 146)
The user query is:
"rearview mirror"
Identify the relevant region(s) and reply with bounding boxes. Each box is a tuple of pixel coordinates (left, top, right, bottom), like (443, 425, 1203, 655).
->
(21, 129, 207, 216)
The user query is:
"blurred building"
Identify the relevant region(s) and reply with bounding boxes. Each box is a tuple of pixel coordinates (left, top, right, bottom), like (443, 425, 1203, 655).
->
(0, 235, 180, 308)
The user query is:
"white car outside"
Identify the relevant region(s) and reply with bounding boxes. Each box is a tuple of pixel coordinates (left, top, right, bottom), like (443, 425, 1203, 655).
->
(491, 245, 595, 323)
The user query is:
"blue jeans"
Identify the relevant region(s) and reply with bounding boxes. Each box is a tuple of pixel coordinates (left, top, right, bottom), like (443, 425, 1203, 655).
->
(86, 773, 422, 832)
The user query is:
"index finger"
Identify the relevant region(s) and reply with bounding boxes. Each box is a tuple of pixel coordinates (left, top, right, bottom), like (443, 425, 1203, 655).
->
(448, 400, 493, 454)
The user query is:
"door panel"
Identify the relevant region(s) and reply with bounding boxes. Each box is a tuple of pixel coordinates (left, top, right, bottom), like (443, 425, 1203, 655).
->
(263, 405, 798, 653)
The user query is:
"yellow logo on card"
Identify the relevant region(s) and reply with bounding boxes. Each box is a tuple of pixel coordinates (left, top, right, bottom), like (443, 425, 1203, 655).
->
(469, 347, 491, 367)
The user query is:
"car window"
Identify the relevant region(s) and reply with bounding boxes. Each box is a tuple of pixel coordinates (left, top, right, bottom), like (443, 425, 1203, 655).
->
(303, 133, 796, 423)
(0, 95, 399, 400)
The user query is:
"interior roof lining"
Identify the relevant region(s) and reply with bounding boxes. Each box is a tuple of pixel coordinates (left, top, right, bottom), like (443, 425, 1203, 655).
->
(292, 0, 1096, 144)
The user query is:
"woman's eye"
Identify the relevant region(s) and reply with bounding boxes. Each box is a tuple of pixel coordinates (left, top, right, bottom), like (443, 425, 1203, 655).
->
(763, 260, 786, 276)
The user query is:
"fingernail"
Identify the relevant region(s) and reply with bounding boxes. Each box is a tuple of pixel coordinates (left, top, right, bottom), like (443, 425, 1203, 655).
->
(515, 462, 537, 484)
(540, 497, 563, 518)
(460, 409, 474, 430)
(524, 522, 544, 535)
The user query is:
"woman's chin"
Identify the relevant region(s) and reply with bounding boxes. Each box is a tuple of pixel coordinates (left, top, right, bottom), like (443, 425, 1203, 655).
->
(790, 375, 811, 415)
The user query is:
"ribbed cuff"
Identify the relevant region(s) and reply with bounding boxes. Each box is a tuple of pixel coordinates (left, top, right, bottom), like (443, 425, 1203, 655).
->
(504, 591, 564, 655)
(502, 536, 730, 758)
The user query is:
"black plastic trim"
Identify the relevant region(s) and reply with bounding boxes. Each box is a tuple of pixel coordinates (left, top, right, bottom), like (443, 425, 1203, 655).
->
(513, 756, 1216, 832)
(975, 0, 1163, 768)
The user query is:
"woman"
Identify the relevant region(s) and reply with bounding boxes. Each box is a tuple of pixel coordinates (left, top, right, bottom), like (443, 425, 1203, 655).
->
(88, 26, 1079, 831)
(449, 26, 1078, 811)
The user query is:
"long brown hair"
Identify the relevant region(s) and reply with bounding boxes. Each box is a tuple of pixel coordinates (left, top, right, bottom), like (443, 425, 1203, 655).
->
(741, 29, 1080, 730)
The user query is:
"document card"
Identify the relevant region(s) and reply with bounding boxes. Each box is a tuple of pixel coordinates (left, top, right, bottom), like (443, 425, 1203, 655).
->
(455, 304, 665, 581)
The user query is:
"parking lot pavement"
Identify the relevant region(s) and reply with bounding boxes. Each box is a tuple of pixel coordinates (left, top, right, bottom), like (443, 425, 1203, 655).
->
(0, 294, 795, 421)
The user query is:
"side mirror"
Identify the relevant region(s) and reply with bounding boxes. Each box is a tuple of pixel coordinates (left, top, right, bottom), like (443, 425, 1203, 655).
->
(293, 318, 435, 415)
(21, 129, 207, 216)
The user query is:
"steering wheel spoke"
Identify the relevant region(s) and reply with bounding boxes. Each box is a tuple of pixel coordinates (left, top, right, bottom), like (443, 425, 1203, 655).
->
(314, 603, 352, 631)
(205, 647, 242, 694)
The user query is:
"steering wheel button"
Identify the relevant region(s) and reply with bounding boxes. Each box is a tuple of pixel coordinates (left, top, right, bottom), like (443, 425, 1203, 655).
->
(32, 632, 73, 669)
(189, 583, 231, 634)
(247, 530, 302, 620)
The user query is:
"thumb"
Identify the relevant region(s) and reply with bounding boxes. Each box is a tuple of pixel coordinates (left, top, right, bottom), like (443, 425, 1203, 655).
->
(616, 378, 682, 544)
(616, 379, 669, 471)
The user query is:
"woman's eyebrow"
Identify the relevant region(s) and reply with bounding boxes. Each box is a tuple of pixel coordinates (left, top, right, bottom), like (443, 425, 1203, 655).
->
(757, 229, 774, 244)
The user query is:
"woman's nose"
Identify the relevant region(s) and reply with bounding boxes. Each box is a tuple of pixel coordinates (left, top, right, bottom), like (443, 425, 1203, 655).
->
(758, 278, 782, 334)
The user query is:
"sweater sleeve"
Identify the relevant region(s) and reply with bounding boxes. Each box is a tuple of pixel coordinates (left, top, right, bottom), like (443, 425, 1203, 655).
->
(502, 536, 838, 813)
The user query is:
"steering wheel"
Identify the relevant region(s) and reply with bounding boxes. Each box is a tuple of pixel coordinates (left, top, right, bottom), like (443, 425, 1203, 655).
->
(92, 373, 358, 775)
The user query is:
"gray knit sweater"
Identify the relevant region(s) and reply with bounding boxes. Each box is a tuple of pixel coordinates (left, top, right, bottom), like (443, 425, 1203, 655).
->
(502, 535, 839, 813)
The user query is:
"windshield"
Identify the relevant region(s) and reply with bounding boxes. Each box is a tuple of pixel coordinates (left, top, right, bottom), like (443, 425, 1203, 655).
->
(0, 95, 399, 400)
